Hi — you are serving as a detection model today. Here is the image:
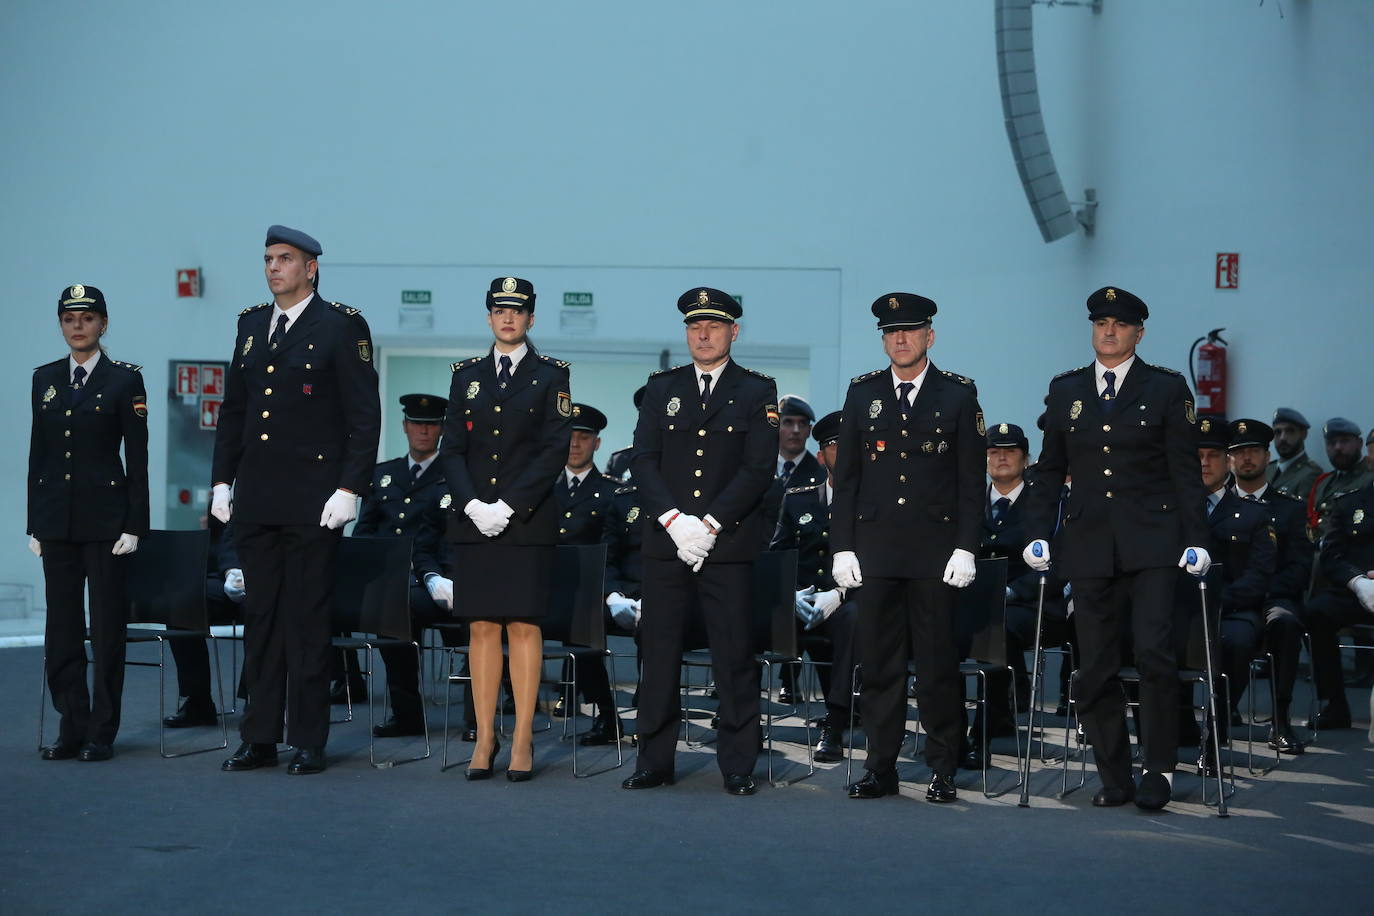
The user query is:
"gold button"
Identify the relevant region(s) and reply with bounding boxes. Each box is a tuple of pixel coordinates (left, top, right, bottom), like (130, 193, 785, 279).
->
(267, 366, 275, 374)
(265, 388, 273, 395)
(900, 452, 908, 459)
(898, 497, 906, 505)
(398, 512, 406, 519)
(565, 511, 573, 518)
(494, 405, 502, 413)
(489, 477, 497, 484)
(1102, 424, 1111, 432)
(694, 469, 702, 477)
(668, 424, 674, 430)
(491, 454, 498, 460)
(64, 430, 71, 438)
(493, 429, 500, 436)
(991, 534, 998, 540)
(1104, 469, 1113, 476)
(1106, 491, 1114, 499)
(693, 489, 701, 498)
(317, 454, 324, 460)
(560, 528, 567, 534)
(727, 425, 734, 432)
(261, 433, 269, 441)
(901, 430, 909, 437)
(696, 449, 704, 456)
(305, 363, 311, 369)
(395, 528, 403, 535)
(698, 429, 706, 437)
(65, 410, 72, 416)
(1102, 446, 1111, 454)
(64, 452, 71, 458)
(64, 473, 71, 480)
(403, 498, 411, 504)
(261, 411, 270, 419)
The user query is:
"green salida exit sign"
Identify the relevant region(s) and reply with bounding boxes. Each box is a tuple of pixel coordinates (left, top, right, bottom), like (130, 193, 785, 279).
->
(563, 292, 593, 307)
(402, 290, 432, 304)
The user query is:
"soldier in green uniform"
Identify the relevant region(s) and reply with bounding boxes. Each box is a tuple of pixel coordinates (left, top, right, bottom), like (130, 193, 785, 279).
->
(1267, 407, 1323, 499)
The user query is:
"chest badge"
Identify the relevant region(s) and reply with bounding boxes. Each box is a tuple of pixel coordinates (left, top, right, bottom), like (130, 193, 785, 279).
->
(242, 336, 254, 356)
(666, 396, 681, 417)
(869, 399, 882, 419)
(440, 493, 453, 509)
(626, 506, 640, 524)
(876, 440, 886, 451)
(1069, 400, 1083, 420)
(466, 380, 480, 400)
(922, 441, 935, 453)
(798, 512, 813, 526)
(42, 385, 56, 403)
(379, 474, 392, 489)
(1355, 509, 1366, 525)
(937, 441, 948, 454)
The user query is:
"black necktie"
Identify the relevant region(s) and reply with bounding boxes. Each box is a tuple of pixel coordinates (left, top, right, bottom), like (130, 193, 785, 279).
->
(498, 354, 512, 388)
(568, 476, 580, 497)
(1101, 370, 1117, 410)
(781, 459, 795, 483)
(269, 314, 288, 350)
(411, 462, 422, 482)
(897, 381, 914, 406)
(700, 373, 713, 407)
(992, 496, 1010, 522)
(71, 365, 87, 390)
(1205, 495, 1216, 517)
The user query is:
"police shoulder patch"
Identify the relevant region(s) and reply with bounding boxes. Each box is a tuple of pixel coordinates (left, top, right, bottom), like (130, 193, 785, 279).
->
(851, 368, 884, 385)
(940, 369, 975, 388)
(239, 302, 271, 317)
(536, 353, 571, 370)
(331, 301, 362, 317)
(613, 483, 639, 496)
(451, 356, 483, 373)
(111, 360, 143, 372)
(785, 483, 822, 496)
(740, 366, 774, 382)
(1274, 490, 1303, 504)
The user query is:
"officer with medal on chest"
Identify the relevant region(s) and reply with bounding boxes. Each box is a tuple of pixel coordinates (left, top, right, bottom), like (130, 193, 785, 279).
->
(621, 288, 778, 796)
(831, 292, 984, 803)
(354, 392, 456, 739)
(1022, 286, 1211, 811)
(213, 225, 381, 775)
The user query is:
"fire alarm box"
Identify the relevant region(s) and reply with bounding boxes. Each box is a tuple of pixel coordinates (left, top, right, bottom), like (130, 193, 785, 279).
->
(177, 268, 202, 298)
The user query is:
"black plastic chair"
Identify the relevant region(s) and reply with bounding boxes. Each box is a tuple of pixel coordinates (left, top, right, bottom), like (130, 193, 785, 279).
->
(37, 529, 230, 758)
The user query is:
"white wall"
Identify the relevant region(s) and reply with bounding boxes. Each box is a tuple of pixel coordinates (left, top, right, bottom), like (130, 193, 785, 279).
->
(3, 0, 1371, 609)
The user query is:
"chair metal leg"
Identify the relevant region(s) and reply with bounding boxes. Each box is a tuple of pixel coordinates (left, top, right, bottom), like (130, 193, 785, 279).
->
(441, 648, 474, 772)
(1059, 671, 1086, 798)
(38, 655, 48, 751)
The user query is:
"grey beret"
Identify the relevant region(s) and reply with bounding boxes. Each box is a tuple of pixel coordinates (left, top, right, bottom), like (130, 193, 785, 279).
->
(1272, 407, 1310, 429)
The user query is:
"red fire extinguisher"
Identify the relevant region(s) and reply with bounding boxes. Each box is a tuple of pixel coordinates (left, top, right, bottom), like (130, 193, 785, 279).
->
(1189, 328, 1228, 415)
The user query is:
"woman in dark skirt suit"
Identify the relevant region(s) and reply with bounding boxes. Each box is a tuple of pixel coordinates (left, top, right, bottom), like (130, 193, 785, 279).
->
(441, 277, 571, 780)
(28, 285, 149, 762)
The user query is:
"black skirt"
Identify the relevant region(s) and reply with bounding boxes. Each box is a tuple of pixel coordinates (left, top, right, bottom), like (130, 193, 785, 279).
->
(450, 543, 553, 620)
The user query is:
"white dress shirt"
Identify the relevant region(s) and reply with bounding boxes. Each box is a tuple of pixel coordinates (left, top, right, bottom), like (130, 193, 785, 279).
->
(269, 292, 314, 336)
(1093, 355, 1136, 398)
(69, 350, 102, 384)
(494, 341, 528, 372)
(890, 362, 930, 407)
(695, 359, 729, 397)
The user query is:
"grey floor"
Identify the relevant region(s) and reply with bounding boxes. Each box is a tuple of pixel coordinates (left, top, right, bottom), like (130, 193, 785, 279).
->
(3, 640, 1373, 914)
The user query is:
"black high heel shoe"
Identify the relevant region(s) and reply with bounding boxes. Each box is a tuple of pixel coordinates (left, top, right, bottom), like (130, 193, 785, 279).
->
(507, 743, 534, 782)
(465, 736, 501, 781)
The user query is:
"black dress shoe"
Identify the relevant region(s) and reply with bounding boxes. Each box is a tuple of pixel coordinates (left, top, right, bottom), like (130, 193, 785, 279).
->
(77, 743, 113, 762)
(959, 739, 990, 771)
(465, 737, 501, 781)
(1307, 703, 1352, 731)
(1268, 722, 1306, 755)
(925, 773, 957, 803)
(847, 770, 899, 799)
(814, 725, 845, 763)
(40, 741, 81, 760)
(287, 747, 327, 775)
(1135, 771, 1171, 811)
(622, 769, 673, 789)
(163, 697, 218, 728)
(552, 695, 569, 718)
(461, 726, 478, 742)
(222, 742, 279, 771)
(1092, 784, 1135, 807)
(372, 716, 425, 738)
(778, 686, 796, 706)
(578, 713, 624, 747)
(724, 773, 757, 796)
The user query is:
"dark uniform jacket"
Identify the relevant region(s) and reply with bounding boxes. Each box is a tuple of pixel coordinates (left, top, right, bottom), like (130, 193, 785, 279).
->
(1267, 451, 1322, 500)
(212, 295, 381, 526)
(1025, 360, 1209, 580)
(1320, 482, 1374, 589)
(1205, 489, 1276, 614)
(603, 483, 644, 599)
(978, 485, 1065, 613)
(770, 482, 836, 592)
(440, 346, 572, 546)
(831, 364, 984, 579)
(1241, 485, 1312, 609)
(355, 455, 447, 539)
(1308, 466, 1374, 537)
(631, 360, 778, 563)
(605, 447, 633, 481)
(555, 467, 616, 545)
(762, 450, 825, 533)
(29, 356, 150, 542)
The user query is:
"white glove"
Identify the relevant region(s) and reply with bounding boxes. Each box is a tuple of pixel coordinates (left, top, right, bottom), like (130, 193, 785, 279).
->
(320, 489, 359, 529)
(794, 586, 819, 627)
(1179, 546, 1212, 577)
(1023, 539, 1050, 572)
(942, 548, 977, 588)
(811, 588, 842, 623)
(224, 568, 246, 603)
(464, 499, 509, 538)
(28, 536, 41, 558)
(211, 483, 232, 523)
(607, 592, 639, 629)
(666, 514, 712, 559)
(833, 551, 863, 590)
(1351, 576, 1374, 614)
(426, 574, 454, 609)
(111, 533, 140, 556)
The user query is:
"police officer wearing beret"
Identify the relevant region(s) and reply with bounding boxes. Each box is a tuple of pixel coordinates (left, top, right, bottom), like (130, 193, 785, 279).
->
(622, 288, 779, 796)
(30, 285, 149, 762)
(213, 226, 381, 775)
(1226, 418, 1311, 753)
(1267, 408, 1323, 499)
(441, 277, 572, 781)
(604, 386, 645, 481)
(770, 410, 861, 762)
(1022, 286, 1212, 810)
(831, 292, 984, 802)
(1192, 416, 1276, 775)
(354, 393, 455, 738)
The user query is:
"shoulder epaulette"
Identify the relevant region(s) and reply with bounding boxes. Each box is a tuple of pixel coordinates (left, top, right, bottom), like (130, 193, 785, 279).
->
(939, 369, 975, 388)
(850, 368, 884, 385)
(34, 357, 65, 371)
(1052, 365, 1091, 382)
(650, 363, 690, 378)
(110, 360, 142, 372)
(239, 302, 270, 317)
(1142, 361, 1182, 376)
(739, 366, 774, 382)
(536, 353, 570, 370)
(613, 483, 639, 496)
(451, 356, 484, 373)
(785, 483, 822, 496)
(1272, 490, 1304, 504)
(330, 301, 361, 317)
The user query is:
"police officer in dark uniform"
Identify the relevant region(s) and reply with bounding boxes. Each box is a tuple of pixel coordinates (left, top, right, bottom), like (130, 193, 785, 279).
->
(1267, 408, 1323, 499)
(603, 483, 645, 631)
(30, 284, 149, 762)
(164, 517, 243, 728)
(768, 394, 824, 704)
(1192, 416, 1276, 775)
(604, 387, 646, 481)
(1023, 286, 1211, 811)
(1227, 418, 1312, 753)
(1308, 418, 1374, 539)
(770, 410, 860, 762)
(354, 392, 455, 738)
(621, 288, 778, 796)
(214, 225, 381, 775)
(831, 292, 984, 803)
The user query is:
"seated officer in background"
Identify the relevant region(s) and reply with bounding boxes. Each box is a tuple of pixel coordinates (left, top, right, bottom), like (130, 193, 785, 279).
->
(1309, 418, 1374, 538)
(164, 517, 244, 727)
(604, 387, 645, 481)
(770, 410, 859, 762)
(769, 394, 824, 704)
(1227, 418, 1311, 753)
(1192, 417, 1275, 775)
(1366, 428, 1374, 473)
(1303, 475, 1374, 730)
(553, 403, 625, 745)
(1267, 408, 1323, 499)
(353, 393, 457, 738)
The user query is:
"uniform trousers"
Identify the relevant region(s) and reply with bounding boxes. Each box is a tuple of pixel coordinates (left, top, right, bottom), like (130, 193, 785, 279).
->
(235, 522, 339, 748)
(1071, 567, 1179, 786)
(636, 558, 758, 777)
(380, 584, 465, 723)
(810, 600, 860, 714)
(1221, 604, 1304, 712)
(858, 577, 962, 777)
(1303, 588, 1368, 708)
(42, 540, 128, 746)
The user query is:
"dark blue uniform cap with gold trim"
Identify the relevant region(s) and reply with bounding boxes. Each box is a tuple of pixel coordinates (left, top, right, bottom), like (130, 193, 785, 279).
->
(812, 410, 842, 448)
(678, 287, 741, 323)
(487, 276, 536, 312)
(399, 392, 447, 423)
(1197, 414, 1230, 450)
(570, 403, 608, 433)
(265, 225, 322, 257)
(986, 422, 1029, 452)
(1226, 418, 1273, 450)
(871, 292, 936, 331)
(58, 284, 107, 316)
(1086, 286, 1148, 323)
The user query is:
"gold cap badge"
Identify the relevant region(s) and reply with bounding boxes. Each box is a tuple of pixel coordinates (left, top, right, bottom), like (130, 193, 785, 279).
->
(1105, 288, 1117, 301)
(1237, 421, 1247, 434)
(889, 297, 899, 310)
(70, 284, 85, 299)
(999, 423, 1008, 434)
(698, 289, 710, 305)
(502, 277, 517, 293)
(1201, 419, 1212, 432)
